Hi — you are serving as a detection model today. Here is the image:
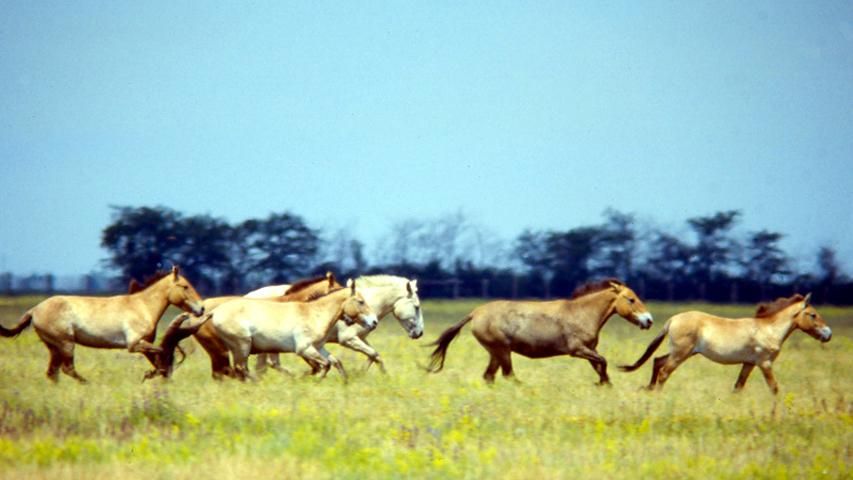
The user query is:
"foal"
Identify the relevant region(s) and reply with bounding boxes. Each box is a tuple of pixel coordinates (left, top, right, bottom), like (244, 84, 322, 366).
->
(619, 293, 831, 394)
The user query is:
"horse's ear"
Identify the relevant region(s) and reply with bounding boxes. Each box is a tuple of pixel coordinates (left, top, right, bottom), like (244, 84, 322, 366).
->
(171, 265, 179, 279)
(407, 281, 414, 296)
(803, 292, 812, 306)
(608, 281, 622, 292)
(326, 271, 335, 287)
(347, 278, 355, 295)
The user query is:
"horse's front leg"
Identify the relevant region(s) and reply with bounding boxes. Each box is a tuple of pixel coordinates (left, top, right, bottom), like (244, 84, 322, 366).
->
(340, 335, 386, 374)
(127, 335, 163, 354)
(758, 362, 779, 395)
(571, 345, 610, 385)
(733, 364, 755, 392)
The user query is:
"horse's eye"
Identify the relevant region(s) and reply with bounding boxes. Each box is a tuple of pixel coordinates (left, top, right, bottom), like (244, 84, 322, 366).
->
(628, 298, 636, 304)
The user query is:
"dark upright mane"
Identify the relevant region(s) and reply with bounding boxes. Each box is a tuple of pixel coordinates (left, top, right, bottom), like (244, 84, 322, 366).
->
(755, 294, 804, 318)
(128, 270, 172, 293)
(570, 278, 624, 299)
(285, 273, 337, 295)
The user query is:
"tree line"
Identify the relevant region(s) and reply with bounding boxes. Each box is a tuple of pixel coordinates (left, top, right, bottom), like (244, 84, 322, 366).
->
(99, 206, 851, 304)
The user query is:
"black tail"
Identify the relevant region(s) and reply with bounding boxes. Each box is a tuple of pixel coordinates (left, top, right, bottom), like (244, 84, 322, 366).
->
(155, 312, 207, 377)
(618, 322, 669, 372)
(0, 312, 32, 338)
(425, 314, 474, 373)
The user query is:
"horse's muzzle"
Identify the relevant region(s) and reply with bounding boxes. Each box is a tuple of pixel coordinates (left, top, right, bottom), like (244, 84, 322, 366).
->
(636, 312, 654, 329)
(818, 326, 832, 342)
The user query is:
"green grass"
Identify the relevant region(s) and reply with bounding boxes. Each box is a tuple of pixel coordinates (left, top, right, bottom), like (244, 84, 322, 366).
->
(0, 298, 851, 479)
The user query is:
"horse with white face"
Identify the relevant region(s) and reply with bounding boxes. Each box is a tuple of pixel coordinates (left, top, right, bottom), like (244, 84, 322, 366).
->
(190, 279, 377, 381)
(259, 275, 425, 374)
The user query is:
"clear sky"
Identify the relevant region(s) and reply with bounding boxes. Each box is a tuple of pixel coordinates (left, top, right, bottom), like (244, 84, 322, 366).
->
(1, 1, 852, 276)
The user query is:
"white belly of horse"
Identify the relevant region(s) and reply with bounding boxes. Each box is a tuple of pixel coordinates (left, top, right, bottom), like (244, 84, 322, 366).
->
(694, 338, 755, 364)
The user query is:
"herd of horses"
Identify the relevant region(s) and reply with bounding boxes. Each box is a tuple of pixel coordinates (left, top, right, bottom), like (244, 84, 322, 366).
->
(0, 266, 833, 394)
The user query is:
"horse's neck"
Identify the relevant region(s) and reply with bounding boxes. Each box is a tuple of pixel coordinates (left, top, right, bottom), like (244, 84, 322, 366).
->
(309, 291, 348, 334)
(130, 278, 172, 323)
(568, 291, 616, 334)
(758, 309, 798, 347)
(359, 286, 401, 320)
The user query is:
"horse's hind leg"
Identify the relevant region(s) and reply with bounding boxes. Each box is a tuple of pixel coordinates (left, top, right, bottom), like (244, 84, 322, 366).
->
(733, 364, 755, 392)
(58, 344, 87, 384)
(482, 354, 500, 384)
(45, 344, 62, 382)
(652, 350, 692, 391)
(648, 355, 669, 390)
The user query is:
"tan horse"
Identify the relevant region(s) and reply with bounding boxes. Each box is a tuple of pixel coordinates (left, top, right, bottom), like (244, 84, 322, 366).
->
(196, 279, 377, 381)
(427, 280, 653, 384)
(0, 266, 204, 383)
(151, 273, 339, 379)
(260, 274, 425, 375)
(619, 293, 831, 394)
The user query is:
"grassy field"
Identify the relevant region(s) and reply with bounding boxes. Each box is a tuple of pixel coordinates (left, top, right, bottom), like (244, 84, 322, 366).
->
(0, 296, 851, 479)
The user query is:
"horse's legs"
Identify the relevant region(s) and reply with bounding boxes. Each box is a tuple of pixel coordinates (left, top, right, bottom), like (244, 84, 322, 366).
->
(340, 336, 386, 374)
(45, 344, 62, 382)
(571, 345, 609, 385)
(58, 343, 87, 384)
(733, 364, 755, 392)
(648, 355, 669, 390)
(318, 346, 347, 381)
(230, 339, 254, 382)
(127, 338, 162, 354)
(758, 362, 779, 395)
(482, 354, 500, 384)
(652, 350, 692, 391)
(254, 354, 269, 375)
(298, 346, 334, 381)
(497, 350, 517, 381)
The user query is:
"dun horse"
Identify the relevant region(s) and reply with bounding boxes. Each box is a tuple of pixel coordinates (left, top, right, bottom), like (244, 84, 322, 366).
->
(259, 275, 425, 375)
(619, 293, 831, 394)
(151, 273, 339, 379)
(195, 279, 378, 381)
(0, 266, 204, 383)
(427, 280, 652, 384)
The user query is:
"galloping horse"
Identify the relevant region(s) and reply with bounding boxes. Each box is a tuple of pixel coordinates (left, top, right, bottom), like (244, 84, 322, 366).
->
(150, 273, 339, 379)
(259, 275, 425, 374)
(0, 266, 204, 383)
(427, 280, 652, 384)
(199, 279, 377, 381)
(619, 293, 831, 394)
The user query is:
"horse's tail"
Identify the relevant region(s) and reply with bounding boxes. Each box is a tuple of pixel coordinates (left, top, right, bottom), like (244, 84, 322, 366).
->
(618, 319, 670, 372)
(425, 313, 474, 373)
(0, 312, 32, 338)
(155, 312, 210, 376)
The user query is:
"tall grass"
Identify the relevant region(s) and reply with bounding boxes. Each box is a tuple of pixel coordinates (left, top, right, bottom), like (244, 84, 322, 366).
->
(0, 298, 850, 479)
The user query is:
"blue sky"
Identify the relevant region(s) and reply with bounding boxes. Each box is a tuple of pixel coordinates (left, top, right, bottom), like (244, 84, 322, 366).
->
(1, 1, 852, 276)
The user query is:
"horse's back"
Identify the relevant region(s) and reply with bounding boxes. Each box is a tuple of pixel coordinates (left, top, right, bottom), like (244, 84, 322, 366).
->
(30, 295, 131, 347)
(668, 311, 759, 363)
(470, 300, 573, 355)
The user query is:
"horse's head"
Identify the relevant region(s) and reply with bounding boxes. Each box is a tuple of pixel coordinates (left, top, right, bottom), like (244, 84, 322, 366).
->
(391, 279, 424, 339)
(609, 282, 653, 329)
(341, 279, 378, 330)
(166, 266, 205, 317)
(792, 293, 832, 342)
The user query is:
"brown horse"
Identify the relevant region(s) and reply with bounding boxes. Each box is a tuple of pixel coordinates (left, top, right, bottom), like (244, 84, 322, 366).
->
(0, 266, 204, 383)
(619, 293, 831, 394)
(150, 273, 339, 379)
(426, 280, 653, 384)
(199, 279, 377, 381)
